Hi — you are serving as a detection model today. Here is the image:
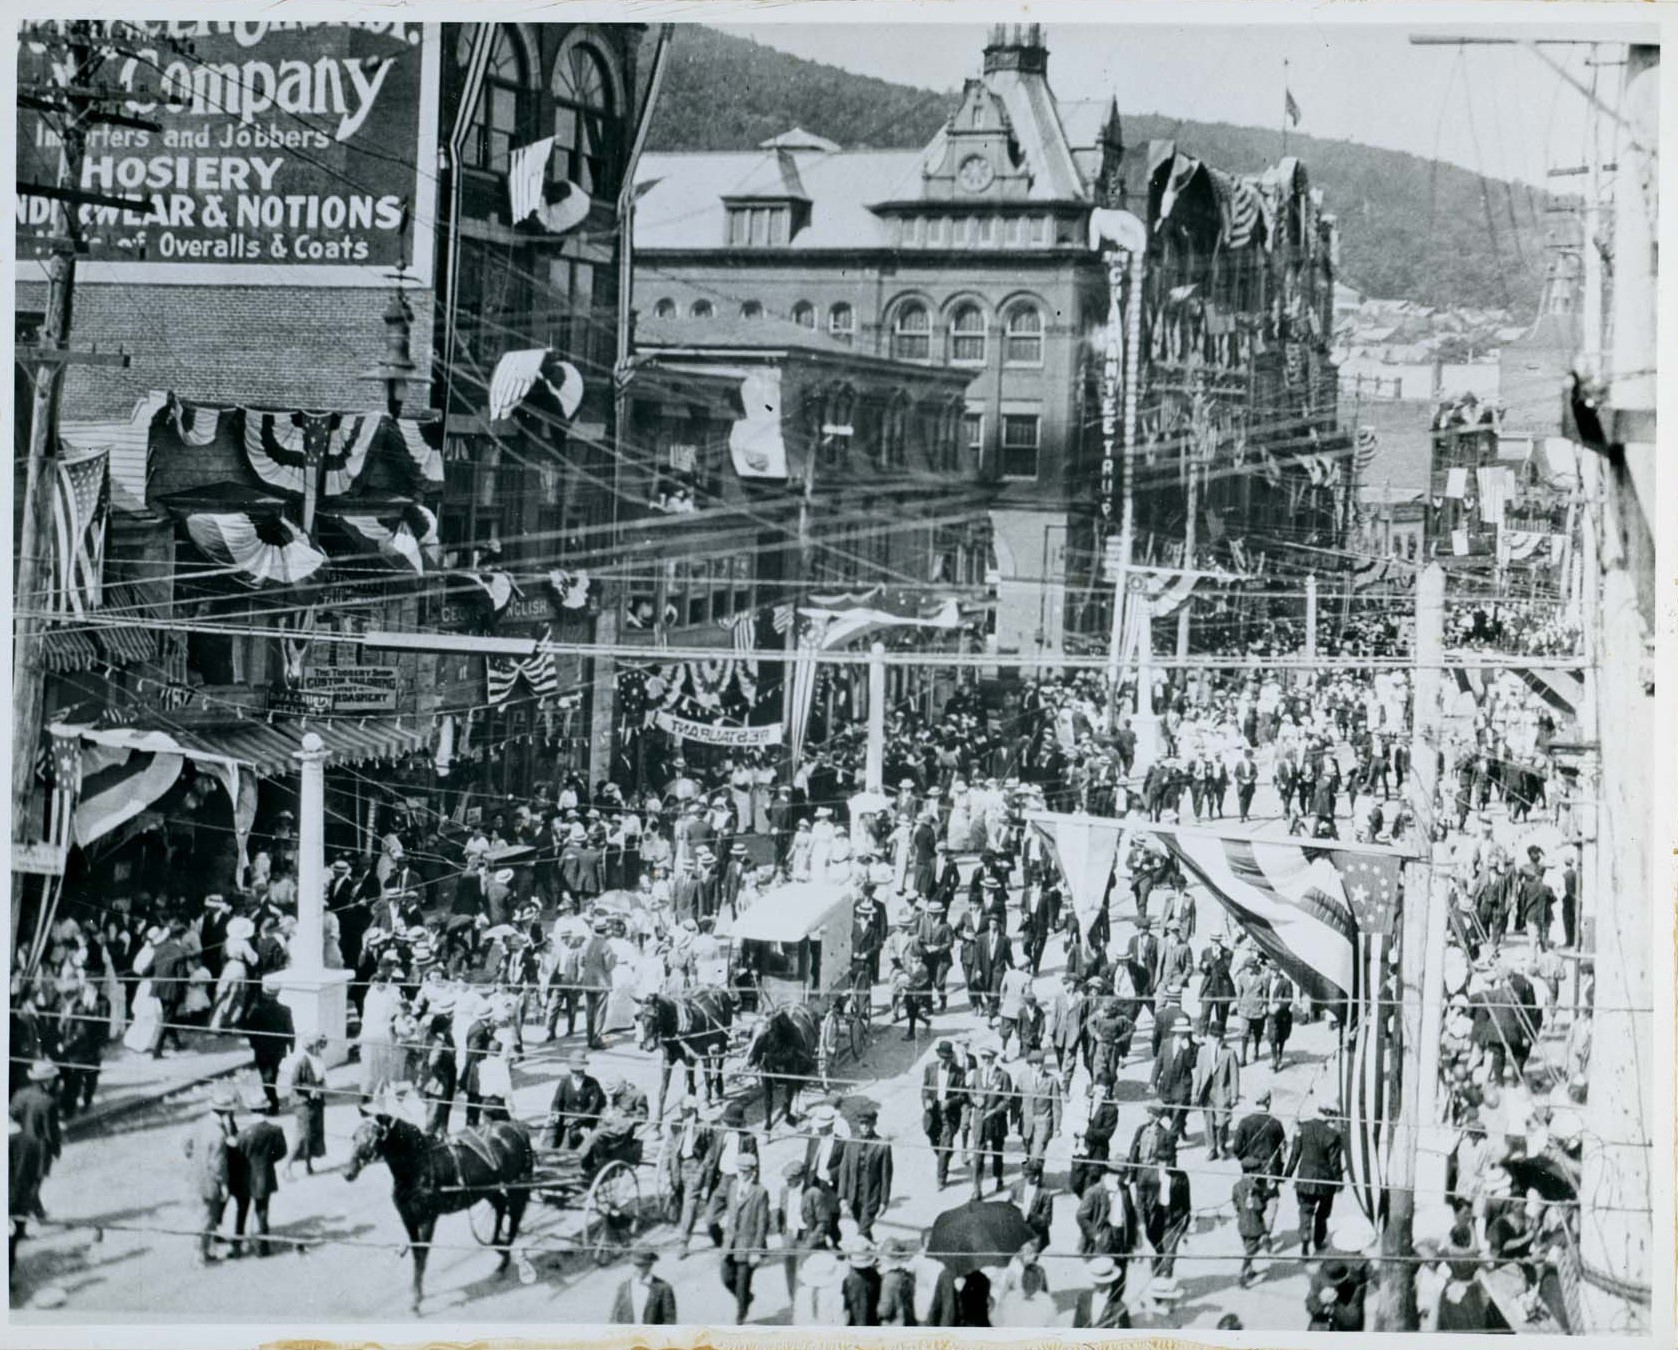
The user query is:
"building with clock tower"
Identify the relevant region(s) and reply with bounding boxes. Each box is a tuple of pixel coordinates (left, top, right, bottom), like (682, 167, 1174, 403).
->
(634, 23, 1343, 667)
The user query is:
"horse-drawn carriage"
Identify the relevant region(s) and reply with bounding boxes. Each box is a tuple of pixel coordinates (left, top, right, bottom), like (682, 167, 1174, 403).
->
(346, 1080, 666, 1310)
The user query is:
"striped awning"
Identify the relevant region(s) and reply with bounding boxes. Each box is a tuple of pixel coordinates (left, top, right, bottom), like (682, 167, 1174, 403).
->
(165, 719, 430, 778)
(42, 627, 101, 673)
(94, 585, 159, 666)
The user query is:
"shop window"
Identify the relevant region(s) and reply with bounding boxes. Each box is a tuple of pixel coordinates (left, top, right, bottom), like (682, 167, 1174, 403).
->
(891, 302, 931, 362)
(950, 303, 987, 365)
(551, 41, 618, 196)
(1002, 413, 1041, 479)
(1005, 305, 1044, 365)
(827, 303, 854, 346)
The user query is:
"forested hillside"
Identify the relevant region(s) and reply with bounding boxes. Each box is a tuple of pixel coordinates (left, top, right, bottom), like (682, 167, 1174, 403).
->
(644, 26, 1553, 315)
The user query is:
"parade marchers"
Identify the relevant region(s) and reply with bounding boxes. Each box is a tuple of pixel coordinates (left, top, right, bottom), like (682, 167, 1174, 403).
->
(11, 607, 1591, 1330)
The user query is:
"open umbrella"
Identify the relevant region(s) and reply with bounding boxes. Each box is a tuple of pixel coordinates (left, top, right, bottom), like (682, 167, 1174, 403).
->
(1503, 1152, 1580, 1204)
(486, 842, 536, 865)
(593, 888, 645, 915)
(927, 1199, 1035, 1276)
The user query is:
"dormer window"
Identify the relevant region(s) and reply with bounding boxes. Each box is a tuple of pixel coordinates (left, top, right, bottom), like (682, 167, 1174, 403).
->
(726, 203, 793, 247)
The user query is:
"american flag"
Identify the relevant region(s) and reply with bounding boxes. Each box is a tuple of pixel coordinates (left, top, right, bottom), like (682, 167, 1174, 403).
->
(487, 644, 560, 707)
(47, 729, 83, 853)
(50, 448, 109, 615)
(1336, 848, 1403, 1226)
(719, 611, 759, 702)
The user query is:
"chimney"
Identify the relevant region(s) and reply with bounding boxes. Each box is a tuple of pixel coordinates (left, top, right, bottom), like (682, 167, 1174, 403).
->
(983, 22, 1048, 77)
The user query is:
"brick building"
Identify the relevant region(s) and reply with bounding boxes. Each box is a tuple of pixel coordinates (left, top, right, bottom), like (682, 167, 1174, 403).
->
(14, 21, 652, 876)
(632, 23, 1346, 666)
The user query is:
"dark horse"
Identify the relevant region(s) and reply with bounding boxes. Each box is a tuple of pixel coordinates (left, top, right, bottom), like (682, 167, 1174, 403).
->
(635, 988, 735, 1120)
(744, 1002, 820, 1130)
(345, 1111, 534, 1312)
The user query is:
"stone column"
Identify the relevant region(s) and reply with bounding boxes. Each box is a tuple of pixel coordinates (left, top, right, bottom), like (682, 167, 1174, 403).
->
(266, 731, 352, 1066)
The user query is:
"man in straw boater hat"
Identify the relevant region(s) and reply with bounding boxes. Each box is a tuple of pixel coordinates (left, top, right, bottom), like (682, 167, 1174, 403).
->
(1072, 1255, 1131, 1329)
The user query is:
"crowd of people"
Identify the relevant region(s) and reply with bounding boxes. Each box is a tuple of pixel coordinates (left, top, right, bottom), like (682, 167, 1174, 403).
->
(11, 596, 1596, 1329)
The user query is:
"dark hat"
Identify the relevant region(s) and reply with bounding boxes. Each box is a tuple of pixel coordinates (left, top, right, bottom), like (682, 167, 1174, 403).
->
(631, 1249, 658, 1269)
(1321, 1259, 1353, 1286)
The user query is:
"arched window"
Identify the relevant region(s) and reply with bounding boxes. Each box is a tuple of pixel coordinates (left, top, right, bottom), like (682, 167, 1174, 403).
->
(461, 28, 528, 174)
(740, 300, 763, 320)
(792, 301, 816, 329)
(949, 303, 987, 364)
(552, 41, 617, 195)
(690, 299, 713, 319)
(827, 303, 854, 346)
(891, 302, 931, 361)
(652, 298, 676, 319)
(1004, 305, 1044, 365)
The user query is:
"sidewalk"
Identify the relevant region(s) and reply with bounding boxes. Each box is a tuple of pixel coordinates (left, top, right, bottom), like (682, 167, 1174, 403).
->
(65, 1035, 252, 1138)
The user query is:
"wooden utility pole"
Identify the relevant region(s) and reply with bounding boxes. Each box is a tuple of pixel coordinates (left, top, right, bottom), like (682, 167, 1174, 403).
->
(1373, 560, 1445, 1330)
(1176, 365, 1209, 662)
(12, 23, 148, 850)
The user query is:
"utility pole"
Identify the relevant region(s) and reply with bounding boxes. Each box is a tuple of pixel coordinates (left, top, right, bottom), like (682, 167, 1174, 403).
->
(1304, 573, 1318, 664)
(1374, 561, 1445, 1330)
(12, 23, 149, 863)
(1176, 365, 1209, 663)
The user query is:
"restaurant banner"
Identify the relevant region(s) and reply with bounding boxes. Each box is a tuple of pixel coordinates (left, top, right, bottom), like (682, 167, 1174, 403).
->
(16, 20, 439, 286)
(653, 711, 783, 748)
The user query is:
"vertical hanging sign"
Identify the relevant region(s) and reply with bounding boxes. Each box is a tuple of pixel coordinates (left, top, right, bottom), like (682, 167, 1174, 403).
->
(1099, 252, 1125, 522)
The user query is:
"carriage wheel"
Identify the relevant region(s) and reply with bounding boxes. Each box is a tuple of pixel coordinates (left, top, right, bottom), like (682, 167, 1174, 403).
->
(583, 1161, 641, 1267)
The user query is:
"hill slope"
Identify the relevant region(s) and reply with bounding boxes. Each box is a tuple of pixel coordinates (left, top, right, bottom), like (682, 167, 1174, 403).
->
(644, 26, 1553, 316)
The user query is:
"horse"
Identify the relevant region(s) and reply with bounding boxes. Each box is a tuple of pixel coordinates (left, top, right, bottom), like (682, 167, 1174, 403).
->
(634, 988, 735, 1120)
(344, 1110, 534, 1312)
(744, 1002, 820, 1130)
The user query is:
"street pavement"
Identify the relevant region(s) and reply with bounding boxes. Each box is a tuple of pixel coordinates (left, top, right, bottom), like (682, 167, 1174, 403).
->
(12, 780, 1566, 1328)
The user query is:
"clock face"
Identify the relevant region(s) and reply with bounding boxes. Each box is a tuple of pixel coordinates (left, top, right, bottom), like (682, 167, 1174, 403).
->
(957, 154, 995, 193)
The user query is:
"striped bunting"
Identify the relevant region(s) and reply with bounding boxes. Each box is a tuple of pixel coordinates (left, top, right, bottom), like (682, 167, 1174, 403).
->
(73, 743, 185, 847)
(720, 610, 760, 703)
(1513, 666, 1585, 718)
(1452, 667, 1488, 703)
(242, 409, 382, 499)
(1354, 425, 1380, 473)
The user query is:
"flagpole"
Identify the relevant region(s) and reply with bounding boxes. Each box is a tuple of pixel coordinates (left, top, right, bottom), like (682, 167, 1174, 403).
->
(1282, 58, 1290, 158)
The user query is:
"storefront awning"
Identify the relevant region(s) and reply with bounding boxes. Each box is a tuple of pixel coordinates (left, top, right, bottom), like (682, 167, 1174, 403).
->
(42, 628, 102, 673)
(165, 719, 430, 778)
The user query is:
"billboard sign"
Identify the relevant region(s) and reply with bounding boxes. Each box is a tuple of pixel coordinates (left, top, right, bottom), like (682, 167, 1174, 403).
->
(16, 20, 440, 287)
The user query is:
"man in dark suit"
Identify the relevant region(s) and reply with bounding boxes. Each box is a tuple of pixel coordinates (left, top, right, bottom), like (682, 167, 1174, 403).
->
(851, 887, 886, 990)
(717, 1152, 771, 1324)
(914, 901, 954, 1012)
(545, 1052, 606, 1149)
(671, 858, 702, 925)
(229, 1113, 288, 1257)
(1012, 1157, 1054, 1252)
(1126, 1102, 1177, 1258)
(920, 1039, 966, 1188)
(610, 1249, 677, 1323)
(1124, 918, 1160, 1004)
(911, 812, 939, 898)
(836, 1107, 893, 1241)
(197, 894, 236, 979)
(1286, 1099, 1347, 1255)
(968, 1044, 1011, 1198)
(932, 843, 962, 908)
(1018, 880, 1052, 975)
(972, 915, 1012, 1016)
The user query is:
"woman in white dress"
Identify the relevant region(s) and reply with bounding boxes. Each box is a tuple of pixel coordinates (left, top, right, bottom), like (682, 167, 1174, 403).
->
(946, 783, 977, 851)
(808, 810, 837, 880)
(788, 821, 814, 882)
(358, 963, 407, 1096)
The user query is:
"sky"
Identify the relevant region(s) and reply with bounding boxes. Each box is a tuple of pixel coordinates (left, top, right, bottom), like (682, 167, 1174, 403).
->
(714, 21, 1653, 187)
